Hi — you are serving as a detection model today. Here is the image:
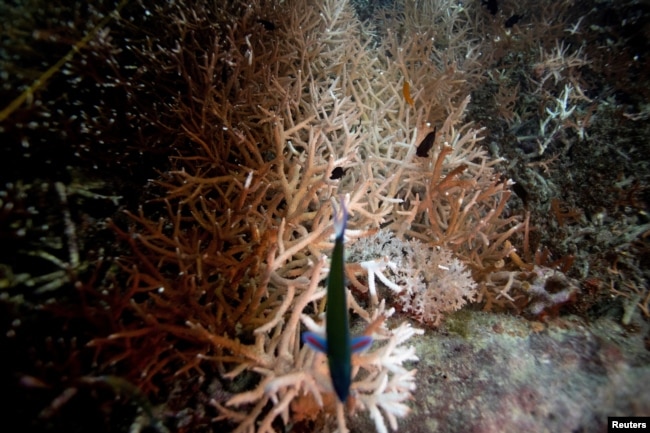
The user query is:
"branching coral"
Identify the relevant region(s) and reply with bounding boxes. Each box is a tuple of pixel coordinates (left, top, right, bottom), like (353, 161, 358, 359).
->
(347, 230, 478, 326)
(87, 0, 524, 431)
(4, 0, 650, 431)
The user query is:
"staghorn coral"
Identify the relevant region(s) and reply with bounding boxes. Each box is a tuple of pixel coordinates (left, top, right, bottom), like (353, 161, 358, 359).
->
(80, 0, 523, 431)
(2, 0, 650, 431)
(3, 0, 650, 431)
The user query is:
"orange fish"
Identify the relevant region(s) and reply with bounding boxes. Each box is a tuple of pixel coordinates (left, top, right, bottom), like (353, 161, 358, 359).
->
(403, 81, 414, 107)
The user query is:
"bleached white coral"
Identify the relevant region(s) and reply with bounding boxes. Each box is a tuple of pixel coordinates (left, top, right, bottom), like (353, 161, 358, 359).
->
(359, 256, 404, 304)
(299, 302, 423, 433)
(348, 230, 478, 325)
(401, 243, 478, 326)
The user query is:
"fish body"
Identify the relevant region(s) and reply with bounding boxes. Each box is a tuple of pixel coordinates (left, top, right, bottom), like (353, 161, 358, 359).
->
(416, 127, 437, 157)
(303, 200, 373, 402)
(403, 80, 414, 107)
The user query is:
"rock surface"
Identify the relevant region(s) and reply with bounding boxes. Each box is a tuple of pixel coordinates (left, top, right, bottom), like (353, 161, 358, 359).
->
(349, 311, 650, 432)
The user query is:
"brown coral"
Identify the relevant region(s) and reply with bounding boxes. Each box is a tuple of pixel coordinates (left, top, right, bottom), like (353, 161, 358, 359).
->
(86, 0, 525, 430)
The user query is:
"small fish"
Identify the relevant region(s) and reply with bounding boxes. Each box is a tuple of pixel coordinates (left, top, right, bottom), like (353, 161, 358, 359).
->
(416, 127, 437, 157)
(403, 80, 414, 107)
(330, 167, 348, 180)
(302, 199, 373, 403)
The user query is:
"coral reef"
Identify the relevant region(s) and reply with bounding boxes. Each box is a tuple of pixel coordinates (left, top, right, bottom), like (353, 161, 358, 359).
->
(83, 0, 519, 430)
(1, 0, 649, 432)
(77, 0, 522, 430)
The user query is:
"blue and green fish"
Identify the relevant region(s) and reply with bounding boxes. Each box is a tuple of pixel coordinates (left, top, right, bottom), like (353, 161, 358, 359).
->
(302, 199, 373, 403)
